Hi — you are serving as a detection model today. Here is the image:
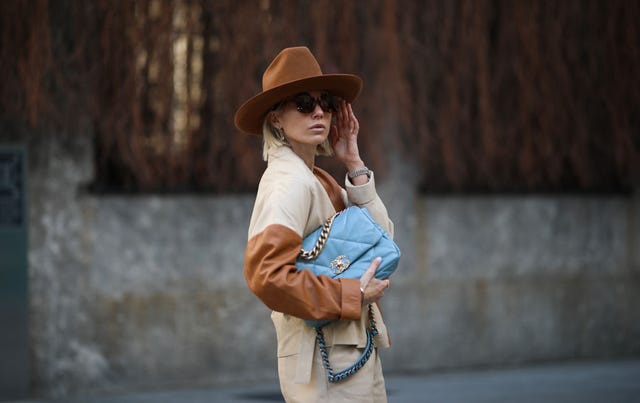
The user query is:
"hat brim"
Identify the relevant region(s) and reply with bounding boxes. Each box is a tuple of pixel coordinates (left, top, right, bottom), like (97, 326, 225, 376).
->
(234, 74, 362, 135)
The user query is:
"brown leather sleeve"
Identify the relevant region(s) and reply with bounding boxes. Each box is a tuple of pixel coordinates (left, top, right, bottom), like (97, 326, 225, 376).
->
(244, 223, 361, 321)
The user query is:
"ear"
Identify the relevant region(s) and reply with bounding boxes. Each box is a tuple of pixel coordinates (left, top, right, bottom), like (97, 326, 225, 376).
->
(269, 111, 281, 129)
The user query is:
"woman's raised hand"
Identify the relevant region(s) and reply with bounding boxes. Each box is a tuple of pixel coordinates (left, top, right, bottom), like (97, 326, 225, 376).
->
(330, 101, 364, 170)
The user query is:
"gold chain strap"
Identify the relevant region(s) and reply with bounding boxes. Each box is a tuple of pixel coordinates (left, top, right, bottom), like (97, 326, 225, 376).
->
(299, 211, 341, 260)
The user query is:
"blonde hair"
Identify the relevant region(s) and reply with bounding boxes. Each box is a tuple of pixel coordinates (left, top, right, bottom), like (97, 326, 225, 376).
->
(261, 112, 334, 161)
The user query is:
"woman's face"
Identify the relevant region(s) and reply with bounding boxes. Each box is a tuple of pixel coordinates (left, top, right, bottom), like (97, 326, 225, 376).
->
(272, 90, 335, 152)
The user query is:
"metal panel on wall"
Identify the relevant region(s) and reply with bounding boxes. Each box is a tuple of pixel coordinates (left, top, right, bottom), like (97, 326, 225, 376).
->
(0, 146, 28, 400)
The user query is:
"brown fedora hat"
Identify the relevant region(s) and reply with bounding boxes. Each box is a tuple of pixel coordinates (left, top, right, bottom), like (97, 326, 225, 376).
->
(234, 46, 362, 135)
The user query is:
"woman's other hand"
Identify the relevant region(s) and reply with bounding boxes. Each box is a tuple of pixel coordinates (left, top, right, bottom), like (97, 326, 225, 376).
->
(359, 257, 390, 305)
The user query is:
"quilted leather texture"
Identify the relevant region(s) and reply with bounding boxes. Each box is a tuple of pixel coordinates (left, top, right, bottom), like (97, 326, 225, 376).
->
(296, 207, 400, 327)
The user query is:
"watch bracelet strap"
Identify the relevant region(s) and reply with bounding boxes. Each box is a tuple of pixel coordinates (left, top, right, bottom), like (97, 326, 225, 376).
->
(348, 167, 370, 179)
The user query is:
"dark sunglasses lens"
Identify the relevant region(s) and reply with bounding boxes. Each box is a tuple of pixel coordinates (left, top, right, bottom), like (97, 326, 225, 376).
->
(320, 94, 339, 112)
(293, 93, 338, 113)
(294, 94, 316, 113)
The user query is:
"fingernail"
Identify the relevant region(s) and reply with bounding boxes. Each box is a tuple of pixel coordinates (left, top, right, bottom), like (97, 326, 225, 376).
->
(375, 257, 382, 263)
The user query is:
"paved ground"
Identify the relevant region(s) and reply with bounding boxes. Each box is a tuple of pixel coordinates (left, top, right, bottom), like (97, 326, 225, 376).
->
(11, 359, 640, 403)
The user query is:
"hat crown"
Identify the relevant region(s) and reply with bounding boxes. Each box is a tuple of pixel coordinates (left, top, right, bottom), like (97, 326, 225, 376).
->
(262, 47, 323, 91)
(234, 46, 361, 135)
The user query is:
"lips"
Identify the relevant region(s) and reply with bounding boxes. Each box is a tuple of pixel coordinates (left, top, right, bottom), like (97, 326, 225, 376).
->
(310, 124, 326, 130)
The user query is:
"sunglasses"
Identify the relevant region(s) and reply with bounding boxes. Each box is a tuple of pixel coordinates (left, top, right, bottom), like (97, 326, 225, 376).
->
(280, 93, 340, 114)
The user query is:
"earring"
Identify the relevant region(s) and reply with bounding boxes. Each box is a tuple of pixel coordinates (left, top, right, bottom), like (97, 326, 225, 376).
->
(274, 127, 286, 142)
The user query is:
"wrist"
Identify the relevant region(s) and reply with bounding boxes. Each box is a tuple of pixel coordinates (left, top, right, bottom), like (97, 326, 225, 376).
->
(344, 159, 365, 173)
(348, 167, 371, 184)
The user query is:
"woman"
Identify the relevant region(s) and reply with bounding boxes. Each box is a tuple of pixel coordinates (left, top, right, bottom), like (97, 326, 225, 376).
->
(235, 46, 394, 402)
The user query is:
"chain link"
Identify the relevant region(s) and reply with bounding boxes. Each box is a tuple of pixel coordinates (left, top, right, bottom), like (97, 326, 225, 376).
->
(299, 211, 340, 260)
(315, 304, 378, 383)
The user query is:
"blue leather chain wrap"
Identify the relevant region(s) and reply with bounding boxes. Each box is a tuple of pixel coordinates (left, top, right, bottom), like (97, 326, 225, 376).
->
(315, 305, 379, 383)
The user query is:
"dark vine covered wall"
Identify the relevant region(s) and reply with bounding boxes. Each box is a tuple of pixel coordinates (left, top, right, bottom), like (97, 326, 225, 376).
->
(1, 0, 638, 193)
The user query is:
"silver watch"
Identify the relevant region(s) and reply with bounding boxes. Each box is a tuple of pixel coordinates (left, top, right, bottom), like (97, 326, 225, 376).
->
(347, 167, 371, 179)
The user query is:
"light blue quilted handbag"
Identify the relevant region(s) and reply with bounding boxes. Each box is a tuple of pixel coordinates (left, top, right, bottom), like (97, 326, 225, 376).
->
(295, 206, 401, 383)
(297, 206, 400, 291)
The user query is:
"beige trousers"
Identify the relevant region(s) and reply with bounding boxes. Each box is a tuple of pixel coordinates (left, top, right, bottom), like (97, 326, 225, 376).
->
(278, 345, 387, 403)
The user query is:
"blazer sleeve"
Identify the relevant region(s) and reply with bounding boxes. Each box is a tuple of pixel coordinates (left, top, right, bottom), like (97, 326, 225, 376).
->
(245, 224, 361, 321)
(345, 171, 395, 238)
(244, 176, 362, 322)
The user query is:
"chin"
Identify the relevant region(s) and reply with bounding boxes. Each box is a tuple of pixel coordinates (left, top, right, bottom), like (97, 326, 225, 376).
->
(308, 132, 328, 141)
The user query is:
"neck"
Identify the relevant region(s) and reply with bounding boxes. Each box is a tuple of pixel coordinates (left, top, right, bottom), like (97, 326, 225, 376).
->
(289, 143, 316, 170)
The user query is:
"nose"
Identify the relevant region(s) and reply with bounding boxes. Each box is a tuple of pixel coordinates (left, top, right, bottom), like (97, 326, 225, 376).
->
(311, 103, 325, 118)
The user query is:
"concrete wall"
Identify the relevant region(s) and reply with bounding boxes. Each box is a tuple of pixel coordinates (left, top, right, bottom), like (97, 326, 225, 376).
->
(382, 196, 640, 371)
(3, 128, 639, 398)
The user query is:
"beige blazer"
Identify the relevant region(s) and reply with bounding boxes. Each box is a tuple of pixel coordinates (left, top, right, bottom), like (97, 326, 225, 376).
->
(245, 145, 394, 384)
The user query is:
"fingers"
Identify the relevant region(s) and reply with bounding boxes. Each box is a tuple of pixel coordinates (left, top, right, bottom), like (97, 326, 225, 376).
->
(342, 102, 351, 125)
(362, 277, 390, 306)
(337, 100, 347, 128)
(329, 124, 338, 145)
(369, 279, 389, 295)
(346, 103, 359, 132)
(333, 102, 345, 139)
(346, 104, 359, 136)
(360, 257, 381, 289)
(337, 101, 358, 134)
